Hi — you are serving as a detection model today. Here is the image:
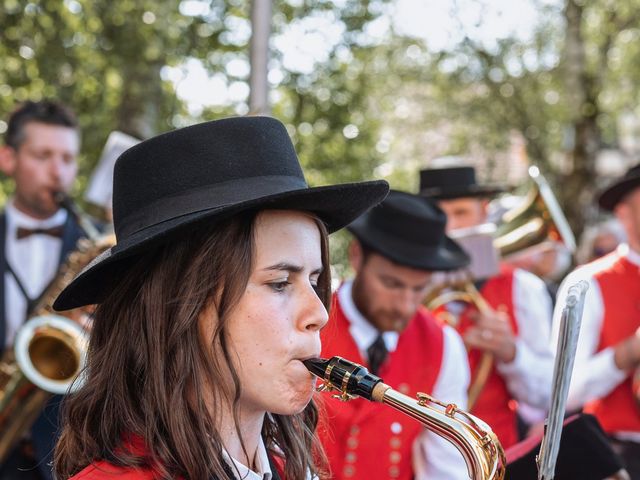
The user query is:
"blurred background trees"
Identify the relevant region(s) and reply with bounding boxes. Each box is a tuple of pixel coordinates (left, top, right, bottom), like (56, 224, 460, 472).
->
(1, 0, 640, 263)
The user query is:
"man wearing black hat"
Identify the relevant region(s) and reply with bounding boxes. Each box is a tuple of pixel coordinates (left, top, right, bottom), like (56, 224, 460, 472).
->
(0, 100, 86, 480)
(318, 190, 471, 480)
(552, 164, 640, 476)
(419, 166, 554, 449)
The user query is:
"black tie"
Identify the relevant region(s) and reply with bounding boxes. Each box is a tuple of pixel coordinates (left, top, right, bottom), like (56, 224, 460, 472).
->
(367, 333, 388, 375)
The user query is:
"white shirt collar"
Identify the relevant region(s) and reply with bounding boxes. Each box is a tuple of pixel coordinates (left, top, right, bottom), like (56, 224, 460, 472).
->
(5, 199, 67, 230)
(223, 437, 272, 480)
(338, 280, 399, 354)
(619, 243, 640, 268)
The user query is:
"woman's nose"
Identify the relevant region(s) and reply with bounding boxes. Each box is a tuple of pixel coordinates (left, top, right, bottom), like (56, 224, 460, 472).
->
(300, 285, 329, 332)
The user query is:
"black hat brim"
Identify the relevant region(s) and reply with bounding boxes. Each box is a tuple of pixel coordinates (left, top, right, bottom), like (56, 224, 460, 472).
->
(54, 180, 388, 311)
(598, 175, 640, 211)
(420, 185, 505, 200)
(347, 215, 469, 271)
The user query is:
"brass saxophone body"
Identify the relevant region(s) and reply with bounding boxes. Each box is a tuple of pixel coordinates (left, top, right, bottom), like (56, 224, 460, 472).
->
(0, 197, 115, 463)
(305, 356, 505, 480)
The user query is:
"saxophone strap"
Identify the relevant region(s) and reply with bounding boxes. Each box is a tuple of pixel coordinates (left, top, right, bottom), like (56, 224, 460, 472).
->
(4, 260, 39, 317)
(0, 212, 83, 341)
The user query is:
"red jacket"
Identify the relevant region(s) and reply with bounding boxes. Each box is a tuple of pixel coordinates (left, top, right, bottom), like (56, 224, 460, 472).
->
(583, 253, 640, 433)
(318, 293, 445, 480)
(70, 462, 155, 479)
(68, 439, 287, 479)
(71, 459, 288, 479)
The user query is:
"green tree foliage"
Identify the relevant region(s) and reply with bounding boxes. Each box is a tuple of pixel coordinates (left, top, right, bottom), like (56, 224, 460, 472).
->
(381, 0, 640, 236)
(3, 0, 638, 250)
(0, 0, 236, 199)
(0, 0, 391, 274)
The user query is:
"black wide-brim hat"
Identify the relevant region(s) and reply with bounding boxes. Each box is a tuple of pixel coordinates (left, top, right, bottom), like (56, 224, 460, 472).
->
(347, 190, 469, 271)
(54, 116, 388, 310)
(419, 166, 505, 200)
(598, 163, 640, 211)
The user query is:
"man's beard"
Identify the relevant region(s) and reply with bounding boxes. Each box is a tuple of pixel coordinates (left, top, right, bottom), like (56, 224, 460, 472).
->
(351, 277, 411, 332)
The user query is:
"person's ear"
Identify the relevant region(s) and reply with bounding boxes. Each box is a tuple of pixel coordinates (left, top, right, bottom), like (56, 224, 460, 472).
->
(480, 198, 491, 218)
(614, 202, 630, 229)
(348, 239, 364, 274)
(0, 146, 17, 177)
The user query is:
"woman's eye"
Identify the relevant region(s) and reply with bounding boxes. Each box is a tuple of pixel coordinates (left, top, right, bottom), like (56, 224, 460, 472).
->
(269, 281, 291, 292)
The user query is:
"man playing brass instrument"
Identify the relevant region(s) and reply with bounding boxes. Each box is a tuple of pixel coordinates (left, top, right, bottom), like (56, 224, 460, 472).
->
(0, 100, 85, 480)
(419, 165, 554, 449)
(318, 190, 471, 480)
(553, 164, 640, 477)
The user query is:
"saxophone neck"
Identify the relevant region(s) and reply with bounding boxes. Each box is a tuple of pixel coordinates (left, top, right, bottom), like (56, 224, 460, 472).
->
(55, 193, 102, 241)
(306, 356, 506, 480)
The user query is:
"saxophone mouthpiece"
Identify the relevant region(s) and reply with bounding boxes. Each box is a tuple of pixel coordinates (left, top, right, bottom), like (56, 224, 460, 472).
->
(302, 357, 331, 378)
(303, 356, 383, 401)
(53, 191, 68, 207)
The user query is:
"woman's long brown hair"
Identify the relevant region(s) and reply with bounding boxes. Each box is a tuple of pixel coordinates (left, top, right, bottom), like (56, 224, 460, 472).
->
(55, 210, 331, 479)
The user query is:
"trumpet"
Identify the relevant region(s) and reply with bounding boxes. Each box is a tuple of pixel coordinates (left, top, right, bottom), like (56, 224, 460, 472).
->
(426, 279, 496, 410)
(305, 356, 505, 480)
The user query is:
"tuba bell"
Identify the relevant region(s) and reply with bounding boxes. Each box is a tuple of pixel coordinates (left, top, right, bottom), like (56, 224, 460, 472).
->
(0, 197, 114, 463)
(494, 166, 576, 260)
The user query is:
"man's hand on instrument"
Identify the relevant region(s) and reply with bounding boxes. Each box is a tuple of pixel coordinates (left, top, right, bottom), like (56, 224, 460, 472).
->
(463, 306, 517, 363)
(613, 326, 640, 371)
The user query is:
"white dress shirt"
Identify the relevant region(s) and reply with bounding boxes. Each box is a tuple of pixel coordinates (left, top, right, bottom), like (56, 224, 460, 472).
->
(223, 436, 317, 480)
(224, 436, 273, 480)
(551, 244, 640, 442)
(3, 201, 67, 348)
(494, 268, 555, 410)
(338, 282, 470, 480)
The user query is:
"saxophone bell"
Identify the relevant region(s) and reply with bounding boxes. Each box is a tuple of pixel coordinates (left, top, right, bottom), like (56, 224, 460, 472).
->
(0, 223, 114, 463)
(305, 356, 506, 480)
(13, 314, 88, 395)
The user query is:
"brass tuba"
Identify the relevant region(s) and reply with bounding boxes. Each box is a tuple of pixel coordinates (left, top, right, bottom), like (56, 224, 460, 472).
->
(494, 166, 576, 260)
(305, 356, 505, 480)
(0, 197, 114, 463)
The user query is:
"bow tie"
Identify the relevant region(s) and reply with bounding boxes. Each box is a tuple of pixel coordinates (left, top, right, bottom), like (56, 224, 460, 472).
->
(16, 225, 65, 240)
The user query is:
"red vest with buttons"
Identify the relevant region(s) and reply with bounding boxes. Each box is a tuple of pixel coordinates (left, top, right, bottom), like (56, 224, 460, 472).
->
(318, 292, 444, 480)
(583, 253, 640, 433)
(456, 266, 519, 449)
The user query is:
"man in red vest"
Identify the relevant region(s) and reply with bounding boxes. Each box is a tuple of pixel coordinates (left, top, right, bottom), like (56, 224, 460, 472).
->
(319, 190, 472, 480)
(554, 164, 640, 476)
(419, 165, 554, 449)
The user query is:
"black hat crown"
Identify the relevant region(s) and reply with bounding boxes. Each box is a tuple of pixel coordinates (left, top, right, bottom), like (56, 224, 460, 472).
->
(113, 116, 308, 241)
(54, 116, 388, 310)
(419, 166, 504, 200)
(598, 163, 640, 211)
(348, 190, 469, 271)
